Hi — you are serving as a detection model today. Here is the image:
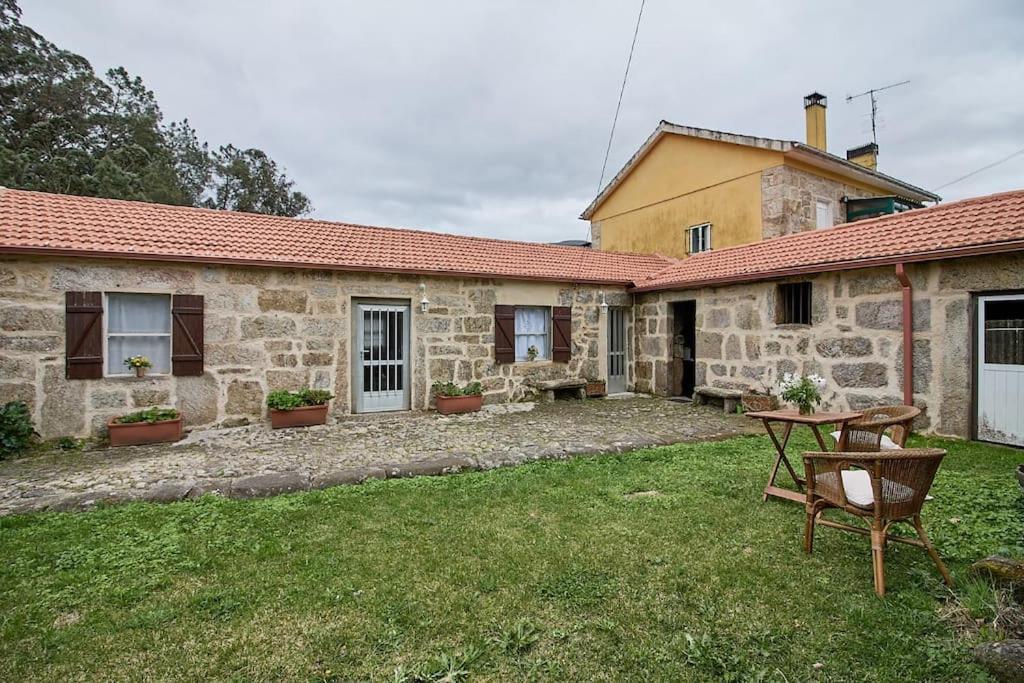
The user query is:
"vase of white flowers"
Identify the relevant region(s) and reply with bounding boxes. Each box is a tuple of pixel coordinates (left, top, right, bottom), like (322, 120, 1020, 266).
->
(779, 373, 826, 415)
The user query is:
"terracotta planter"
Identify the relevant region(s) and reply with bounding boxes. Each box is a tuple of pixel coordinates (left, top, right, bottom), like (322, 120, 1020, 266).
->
(585, 381, 607, 398)
(134, 366, 148, 378)
(435, 394, 483, 415)
(107, 416, 182, 447)
(270, 404, 329, 429)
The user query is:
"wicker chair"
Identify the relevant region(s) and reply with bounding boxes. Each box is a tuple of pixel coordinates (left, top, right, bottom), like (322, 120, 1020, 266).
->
(832, 405, 921, 452)
(802, 448, 952, 597)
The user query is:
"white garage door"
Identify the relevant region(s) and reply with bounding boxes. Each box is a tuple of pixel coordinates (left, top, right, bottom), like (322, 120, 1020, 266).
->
(977, 294, 1024, 446)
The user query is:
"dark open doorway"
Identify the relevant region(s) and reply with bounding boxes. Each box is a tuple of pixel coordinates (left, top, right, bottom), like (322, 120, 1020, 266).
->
(671, 301, 696, 399)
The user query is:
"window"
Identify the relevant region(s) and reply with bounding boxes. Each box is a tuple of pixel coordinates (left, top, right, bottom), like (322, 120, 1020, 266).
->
(105, 293, 172, 375)
(776, 283, 813, 325)
(688, 223, 712, 253)
(984, 299, 1024, 365)
(815, 200, 833, 229)
(514, 306, 550, 361)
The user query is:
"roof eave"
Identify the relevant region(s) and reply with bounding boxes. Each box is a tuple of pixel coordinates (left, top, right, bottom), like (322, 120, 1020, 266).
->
(627, 239, 1024, 293)
(787, 144, 940, 203)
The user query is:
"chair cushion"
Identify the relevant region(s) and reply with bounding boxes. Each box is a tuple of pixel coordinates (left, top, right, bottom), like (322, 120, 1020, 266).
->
(816, 469, 915, 508)
(830, 430, 900, 450)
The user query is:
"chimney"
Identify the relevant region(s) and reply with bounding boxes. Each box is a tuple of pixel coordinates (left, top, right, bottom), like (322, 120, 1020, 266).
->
(847, 142, 879, 171)
(803, 92, 827, 152)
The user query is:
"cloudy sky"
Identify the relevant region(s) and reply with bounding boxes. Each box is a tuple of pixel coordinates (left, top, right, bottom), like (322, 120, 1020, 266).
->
(22, 1, 1024, 242)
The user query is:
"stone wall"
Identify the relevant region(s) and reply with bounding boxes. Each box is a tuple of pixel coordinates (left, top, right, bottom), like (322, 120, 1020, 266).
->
(761, 164, 876, 239)
(0, 256, 626, 439)
(634, 252, 1024, 438)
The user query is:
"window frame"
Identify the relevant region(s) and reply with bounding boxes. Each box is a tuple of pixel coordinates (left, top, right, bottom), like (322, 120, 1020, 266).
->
(513, 305, 552, 362)
(776, 282, 813, 326)
(102, 291, 174, 377)
(687, 223, 712, 254)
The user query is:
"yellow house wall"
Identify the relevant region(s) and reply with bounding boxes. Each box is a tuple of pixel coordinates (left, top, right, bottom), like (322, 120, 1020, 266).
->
(590, 135, 781, 259)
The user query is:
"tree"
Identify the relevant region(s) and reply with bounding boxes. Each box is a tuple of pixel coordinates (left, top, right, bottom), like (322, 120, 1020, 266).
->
(0, 0, 312, 216)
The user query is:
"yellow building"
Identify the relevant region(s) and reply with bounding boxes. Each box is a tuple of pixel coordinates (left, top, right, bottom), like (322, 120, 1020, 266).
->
(581, 93, 939, 259)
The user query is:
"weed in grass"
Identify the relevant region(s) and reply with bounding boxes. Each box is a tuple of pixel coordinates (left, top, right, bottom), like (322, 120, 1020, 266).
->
(492, 619, 542, 655)
(538, 569, 614, 604)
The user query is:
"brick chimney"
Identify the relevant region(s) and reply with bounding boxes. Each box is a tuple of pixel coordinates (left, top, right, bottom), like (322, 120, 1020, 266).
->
(847, 142, 879, 171)
(803, 93, 827, 152)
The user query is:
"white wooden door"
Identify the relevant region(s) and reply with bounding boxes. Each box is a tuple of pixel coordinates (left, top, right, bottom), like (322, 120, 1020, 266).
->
(977, 295, 1024, 446)
(355, 302, 410, 413)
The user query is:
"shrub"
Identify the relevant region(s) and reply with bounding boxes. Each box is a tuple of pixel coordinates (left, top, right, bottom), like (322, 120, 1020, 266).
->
(113, 407, 180, 424)
(267, 388, 335, 411)
(0, 400, 37, 457)
(432, 381, 483, 397)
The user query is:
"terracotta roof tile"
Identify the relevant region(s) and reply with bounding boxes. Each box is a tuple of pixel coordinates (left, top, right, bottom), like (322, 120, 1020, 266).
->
(0, 189, 674, 285)
(632, 189, 1024, 291)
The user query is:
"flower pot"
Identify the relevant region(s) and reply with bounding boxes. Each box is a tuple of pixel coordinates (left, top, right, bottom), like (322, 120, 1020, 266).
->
(107, 416, 182, 447)
(435, 394, 483, 415)
(134, 366, 147, 378)
(741, 393, 779, 412)
(585, 381, 607, 398)
(270, 404, 329, 429)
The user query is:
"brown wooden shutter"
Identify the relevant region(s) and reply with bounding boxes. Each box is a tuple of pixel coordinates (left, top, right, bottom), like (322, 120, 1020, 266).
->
(552, 306, 572, 363)
(494, 304, 515, 363)
(65, 291, 104, 379)
(171, 294, 204, 376)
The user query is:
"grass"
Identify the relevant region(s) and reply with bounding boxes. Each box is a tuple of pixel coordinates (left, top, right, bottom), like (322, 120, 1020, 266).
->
(0, 432, 1021, 681)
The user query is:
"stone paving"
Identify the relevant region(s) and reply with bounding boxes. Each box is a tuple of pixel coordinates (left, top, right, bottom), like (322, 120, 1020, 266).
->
(0, 396, 760, 515)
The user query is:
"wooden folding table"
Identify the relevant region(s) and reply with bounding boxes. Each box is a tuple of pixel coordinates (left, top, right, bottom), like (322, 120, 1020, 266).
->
(744, 409, 863, 503)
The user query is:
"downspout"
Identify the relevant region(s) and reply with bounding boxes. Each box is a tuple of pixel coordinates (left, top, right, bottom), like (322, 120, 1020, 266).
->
(895, 263, 913, 406)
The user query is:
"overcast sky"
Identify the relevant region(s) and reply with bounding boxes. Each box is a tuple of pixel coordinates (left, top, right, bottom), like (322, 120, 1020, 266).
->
(22, 1, 1024, 242)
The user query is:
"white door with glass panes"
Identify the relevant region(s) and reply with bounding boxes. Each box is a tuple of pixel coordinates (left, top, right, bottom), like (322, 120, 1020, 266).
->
(607, 307, 627, 394)
(977, 294, 1024, 446)
(355, 302, 410, 413)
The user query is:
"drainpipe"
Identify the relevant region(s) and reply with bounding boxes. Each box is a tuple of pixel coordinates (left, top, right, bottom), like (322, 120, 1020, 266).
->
(895, 263, 913, 406)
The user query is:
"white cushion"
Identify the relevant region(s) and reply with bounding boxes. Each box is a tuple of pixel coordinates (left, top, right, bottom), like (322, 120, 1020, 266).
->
(830, 431, 900, 450)
(817, 469, 915, 508)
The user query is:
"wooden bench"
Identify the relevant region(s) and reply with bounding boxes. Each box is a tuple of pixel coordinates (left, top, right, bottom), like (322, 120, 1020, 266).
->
(693, 386, 743, 413)
(529, 378, 586, 401)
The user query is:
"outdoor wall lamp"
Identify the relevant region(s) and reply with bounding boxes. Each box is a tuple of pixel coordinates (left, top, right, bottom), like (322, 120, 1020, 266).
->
(599, 291, 608, 308)
(419, 282, 430, 313)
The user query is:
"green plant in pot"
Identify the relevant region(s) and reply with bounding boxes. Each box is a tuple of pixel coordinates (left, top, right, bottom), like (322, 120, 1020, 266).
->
(778, 373, 826, 415)
(108, 407, 182, 447)
(267, 388, 334, 429)
(124, 355, 153, 378)
(432, 380, 484, 415)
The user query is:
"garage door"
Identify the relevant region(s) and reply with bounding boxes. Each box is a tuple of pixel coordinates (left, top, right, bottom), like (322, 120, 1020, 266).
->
(977, 294, 1024, 446)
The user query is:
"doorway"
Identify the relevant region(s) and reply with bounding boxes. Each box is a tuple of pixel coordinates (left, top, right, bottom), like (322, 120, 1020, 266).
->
(607, 306, 627, 394)
(976, 294, 1024, 446)
(353, 301, 410, 413)
(671, 301, 696, 399)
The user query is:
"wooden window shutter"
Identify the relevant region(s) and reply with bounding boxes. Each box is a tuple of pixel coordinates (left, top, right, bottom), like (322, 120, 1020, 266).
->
(171, 294, 204, 376)
(494, 304, 515, 363)
(65, 291, 104, 379)
(552, 306, 572, 362)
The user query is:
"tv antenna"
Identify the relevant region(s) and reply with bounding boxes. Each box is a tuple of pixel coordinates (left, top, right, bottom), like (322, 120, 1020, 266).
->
(845, 80, 910, 147)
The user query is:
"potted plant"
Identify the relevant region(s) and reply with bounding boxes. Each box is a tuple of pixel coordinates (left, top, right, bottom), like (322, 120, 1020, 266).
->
(107, 407, 182, 446)
(267, 388, 334, 429)
(778, 373, 826, 415)
(124, 355, 152, 378)
(526, 345, 539, 361)
(585, 376, 607, 397)
(432, 381, 483, 415)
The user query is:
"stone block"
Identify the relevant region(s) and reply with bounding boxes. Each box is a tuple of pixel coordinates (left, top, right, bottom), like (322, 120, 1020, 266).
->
(265, 340, 292, 352)
(0, 335, 60, 353)
(227, 268, 271, 285)
(204, 315, 237, 343)
(90, 390, 127, 409)
(744, 335, 761, 360)
(735, 303, 761, 330)
(463, 316, 492, 333)
(0, 305, 62, 332)
(132, 387, 171, 406)
(896, 338, 932, 393)
(429, 358, 456, 382)
(1, 382, 35, 408)
(302, 353, 334, 367)
(0, 355, 34, 380)
(40, 365, 85, 438)
(705, 308, 731, 328)
(855, 300, 930, 331)
(205, 343, 265, 367)
(725, 334, 742, 360)
(271, 353, 298, 367)
(229, 472, 309, 499)
(258, 289, 308, 314)
(240, 315, 297, 339)
(266, 369, 309, 391)
(814, 337, 873, 358)
(939, 252, 1024, 291)
(226, 380, 264, 415)
(301, 317, 343, 337)
(697, 331, 723, 359)
(832, 362, 888, 388)
(176, 372, 219, 427)
(418, 317, 452, 334)
(429, 344, 462, 356)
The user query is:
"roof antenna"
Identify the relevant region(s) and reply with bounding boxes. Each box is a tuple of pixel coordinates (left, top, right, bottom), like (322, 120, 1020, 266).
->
(845, 80, 910, 147)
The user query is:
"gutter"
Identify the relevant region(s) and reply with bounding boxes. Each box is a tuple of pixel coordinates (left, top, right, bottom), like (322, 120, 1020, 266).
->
(895, 263, 913, 406)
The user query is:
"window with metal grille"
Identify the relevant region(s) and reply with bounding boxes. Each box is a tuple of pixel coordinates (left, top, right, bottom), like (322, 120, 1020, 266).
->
(776, 282, 813, 325)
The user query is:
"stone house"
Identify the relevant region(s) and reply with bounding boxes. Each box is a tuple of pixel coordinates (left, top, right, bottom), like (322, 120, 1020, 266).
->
(580, 94, 938, 259)
(1, 187, 1022, 448)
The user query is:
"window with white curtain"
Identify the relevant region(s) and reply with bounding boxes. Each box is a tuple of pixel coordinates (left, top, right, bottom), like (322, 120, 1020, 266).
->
(514, 306, 550, 361)
(106, 293, 172, 375)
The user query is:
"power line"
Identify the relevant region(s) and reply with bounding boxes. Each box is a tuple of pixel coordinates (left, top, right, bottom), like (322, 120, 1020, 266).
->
(596, 0, 646, 196)
(935, 145, 1024, 191)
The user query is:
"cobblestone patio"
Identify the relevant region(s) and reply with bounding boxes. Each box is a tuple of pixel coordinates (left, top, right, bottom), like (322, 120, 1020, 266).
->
(0, 397, 760, 515)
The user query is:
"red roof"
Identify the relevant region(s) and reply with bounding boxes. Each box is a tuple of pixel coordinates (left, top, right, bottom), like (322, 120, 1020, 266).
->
(0, 189, 674, 285)
(632, 189, 1024, 291)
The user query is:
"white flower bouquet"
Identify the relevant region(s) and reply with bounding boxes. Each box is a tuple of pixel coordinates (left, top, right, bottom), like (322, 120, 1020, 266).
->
(779, 372, 826, 415)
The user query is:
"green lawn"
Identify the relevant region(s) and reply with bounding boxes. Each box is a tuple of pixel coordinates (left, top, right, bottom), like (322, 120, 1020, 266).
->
(1, 433, 1021, 681)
